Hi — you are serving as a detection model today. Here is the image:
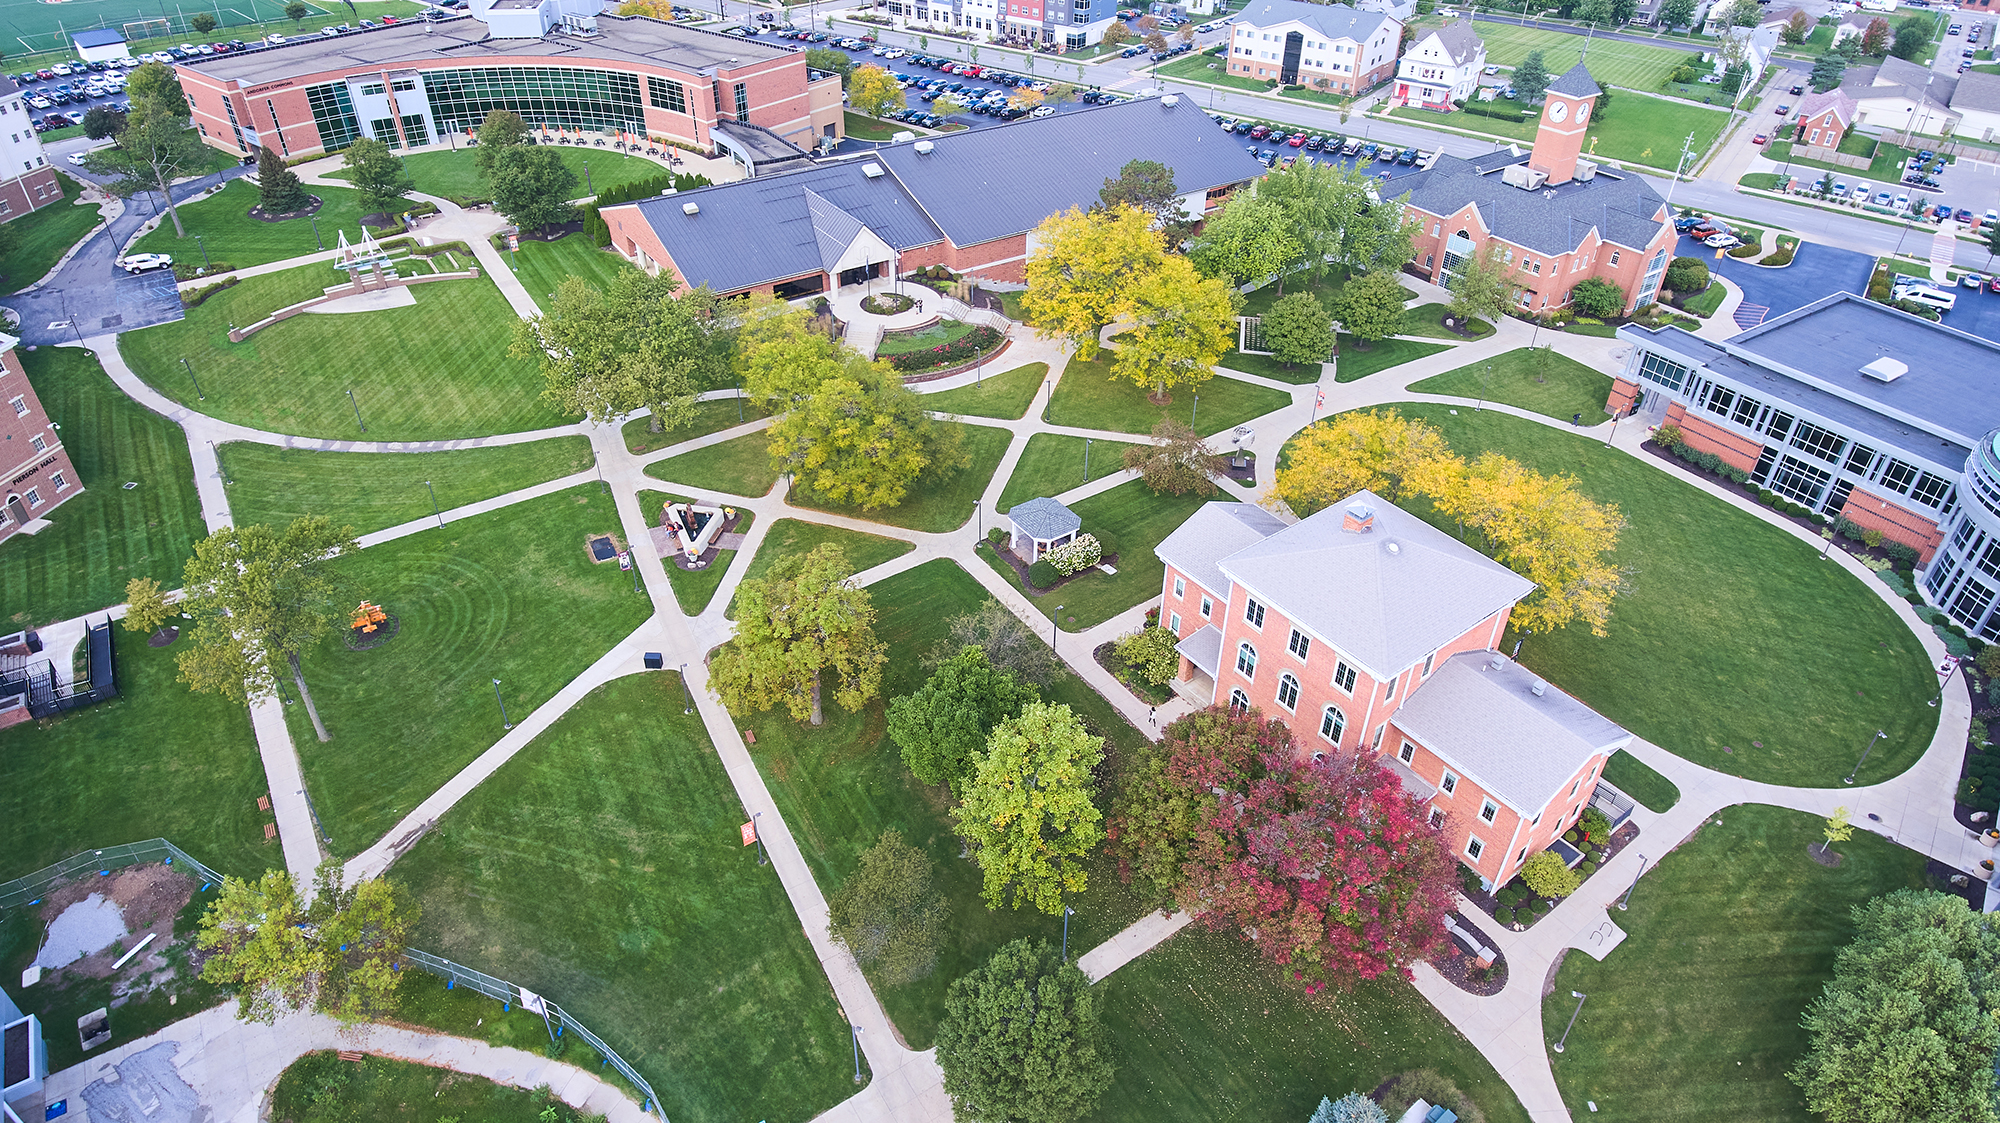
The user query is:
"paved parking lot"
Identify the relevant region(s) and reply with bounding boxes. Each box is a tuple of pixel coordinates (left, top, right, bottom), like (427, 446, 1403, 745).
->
(1691, 229, 2000, 344)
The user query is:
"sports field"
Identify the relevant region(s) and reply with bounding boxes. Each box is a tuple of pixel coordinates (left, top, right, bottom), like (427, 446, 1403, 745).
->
(1458, 21, 1697, 90)
(0, 0, 424, 65)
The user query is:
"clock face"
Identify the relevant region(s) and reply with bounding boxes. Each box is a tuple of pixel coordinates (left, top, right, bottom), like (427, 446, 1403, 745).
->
(1577, 102, 1589, 123)
(1548, 100, 1569, 123)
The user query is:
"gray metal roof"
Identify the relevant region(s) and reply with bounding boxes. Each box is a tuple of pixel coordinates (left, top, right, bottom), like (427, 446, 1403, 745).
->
(1176, 624, 1223, 677)
(1392, 652, 1630, 812)
(72, 28, 126, 47)
(620, 160, 943, 294)
(1232, 0, 1395, 42)
(1219, 491, 1534, 678)
(1840, 56, 1958, 111)
(1395, 151, 1670, 256)
(1545, 62, 1601, 99)
(870, 94, 1268, 247)
(1007, 496, 1082, 540)
(712, 120, 813, 168)
(1154, 500, 1288, 599)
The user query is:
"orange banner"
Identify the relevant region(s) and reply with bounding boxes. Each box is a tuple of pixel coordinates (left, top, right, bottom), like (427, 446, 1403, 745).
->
(740, 820, 757, 846)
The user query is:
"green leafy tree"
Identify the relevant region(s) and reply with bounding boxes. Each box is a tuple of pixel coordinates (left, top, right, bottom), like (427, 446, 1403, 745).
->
(511, 269, 730, 432)
(936, 939, 1114, 1123)
(285, 0, 309, 24)
(1568, 277, 1626, 318)
(1188, 190, 1299, 288)
(490, 143, 578, 231)
(711, 542, 886, 724)
(1790, 889, 2000, 1123)
(1446, 244, 1519, 326)
(1820, 805, 1855, 858)
(1333, 269, 1409, 347)
(83, 67, 206, 236)
(121, 577, 173, 639)
(1115, 625, 1179, 686)
(932, 600, 1066, 689)
(197, 861, 418, 1025)
(81, 104, 126, 139)
(849, 64, 906, 118)
(341, 137, 416, 216)
(1986, 220, 2000, 269)
(1262, 290, 1334, 370)
(125, 60, 190, 118)
(1657, 0, 1697, 32)
(175, 517, 357, 743)
(191, 12, 218, 38)
(1122, 417, 1224, 496)
(1891, 14, 1931, 60)
(805, 46, 854, 84)
(1112, 254, 1236, 398)
(766, 364, 968, 511)
(826, 829, 949, 986)
(887, 646, 1040, 794)
(1512, 50, 1550, 103)
(953, 701, 1105, 914)
(1782, 8, 1811, 44)
(1021, 205, 1165, 359)
(1664, 256, 1710, 293)
(472, 108, 530, 178)
(1518, 850, 1583, 898)
(255, 145, 308, 214)
(1097, 158, 1192, 244)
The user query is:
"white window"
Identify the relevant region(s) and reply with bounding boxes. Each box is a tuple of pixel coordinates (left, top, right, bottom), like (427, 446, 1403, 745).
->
(1287, 629, 1310, 660)
(1200, 595, 1212, 619)
(28, 433, 45, 452)
(1168, 612, 1181, 633)
(1429, 806, 1445, 828)
(24, 488, 41, 507)
(1276, 673, 1300, 711)
(1333, 661, 1356, 692)
(1439, 770, 1458, 796)
(51, 472, 66, 491)
(1610, 251, 1621, 266)
(1321, 705, 1346, 743)
(1236, 642, 1257, 679)
(1465, 836, 1484, 861)
(1480, 799, 1498, 824)
(1173, 575, 1186, 599)
(1228, 687, 1250, 713)
(1244, 597, 1265, 628)
(1397, 739, 1414, 763)
(8, 396, 24, 417)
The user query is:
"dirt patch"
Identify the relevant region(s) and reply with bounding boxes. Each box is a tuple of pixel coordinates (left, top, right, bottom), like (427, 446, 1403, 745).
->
(1808, 842, 1845, 868)
(36, 864, 197, 989)
(247, 195, 324, 222)
(145, 626, 179, 647)
(1542, 947, 1570, 999)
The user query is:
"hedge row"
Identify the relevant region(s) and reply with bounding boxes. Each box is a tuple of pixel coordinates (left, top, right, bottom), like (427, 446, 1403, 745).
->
(581, 169, 714, 248)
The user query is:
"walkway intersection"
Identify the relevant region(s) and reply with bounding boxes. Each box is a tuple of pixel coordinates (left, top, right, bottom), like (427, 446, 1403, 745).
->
(25, 219, 1978, 1123)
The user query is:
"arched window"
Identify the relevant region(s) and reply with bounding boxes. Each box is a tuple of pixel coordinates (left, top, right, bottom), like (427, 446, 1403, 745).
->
(1236, 642, 1258, 679)
(1320, 705, 1346, 744)
(1276, 673, 1300, 711)
(1228, 688, 1250, 714)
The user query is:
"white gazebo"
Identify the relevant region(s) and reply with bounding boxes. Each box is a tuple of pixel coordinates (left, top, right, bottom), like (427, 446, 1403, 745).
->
(1005, 497, 1081, 561)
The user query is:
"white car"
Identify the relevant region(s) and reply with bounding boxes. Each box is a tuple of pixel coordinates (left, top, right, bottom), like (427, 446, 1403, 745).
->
(1961, 272, 1988, 288)
(266, 33, 287, 43)
(66, 152, 87, 165)
(1703, 232, 1742, 249)
(118, 253, 173, 273)
(1030, 104, 1055, 118)
(880, 46, 905, 58)
(320, 25, 339, 36)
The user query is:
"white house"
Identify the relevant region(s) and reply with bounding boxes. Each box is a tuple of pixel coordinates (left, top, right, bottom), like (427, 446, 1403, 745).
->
(1394, 19, 1485, 108)
(1840, 55, 1961, 136)
(1226, 0, 1402, 95)
(1708, 24, 1779, 81)
(1950, 70, 2000, 143)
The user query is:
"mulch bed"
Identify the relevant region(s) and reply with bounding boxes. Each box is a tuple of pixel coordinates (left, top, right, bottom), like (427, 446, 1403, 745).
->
(515, 219, 584, 242)
(1093, 640, 1171, 706)
(145, 626, 178, 648)
(1928, 857, 1986, 908)
(980, 540, 1117, 597)
(247, 195, 324, 222)
(345, 614, 400, 651)
(1475, 820, 1642, 933)
(1640, 439, 1918, 560)
(1431, 910, 1508, 996)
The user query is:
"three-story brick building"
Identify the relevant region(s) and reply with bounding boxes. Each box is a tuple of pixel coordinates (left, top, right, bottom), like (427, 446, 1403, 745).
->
(0, 334, 78, 546)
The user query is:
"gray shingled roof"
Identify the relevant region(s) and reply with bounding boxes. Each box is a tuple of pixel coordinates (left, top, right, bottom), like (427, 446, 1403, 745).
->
(1395, 151, 1670, 256)
(1797, 89, 1857, 125)
(1219, 491, 1533, 678)
(872, 95, 1267, 248)
(1176, 624, 1223, 677)
(1425, 19, 1485, 65)
(1154, 501, 1288, 599)
(1007, 496, 1082, 540)
(1393, 652, 1630, 812)
(1841, 56, 1958, 109)
(1233, 0, 1394, 42)
(1953, 70, 2000, 114)
(1545, 62, 1601, 99)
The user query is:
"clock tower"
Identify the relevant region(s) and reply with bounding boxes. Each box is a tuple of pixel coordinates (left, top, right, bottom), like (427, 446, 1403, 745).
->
(1528, 63, 1601, 185)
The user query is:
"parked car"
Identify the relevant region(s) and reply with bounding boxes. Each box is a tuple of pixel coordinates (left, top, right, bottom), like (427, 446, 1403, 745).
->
(1248, 124, 1270, 138)
(1703, 233, 1743, 249)
(118, 253, 172, 273)
(1396, 147, 1417, 164)
(1874, 190, 1894, 205)
(1752, 132, 1768, 144)
(1287, 132, 1306, 146)
(1789, 83, 1804, 95)
(1962, 272, 1988, 288)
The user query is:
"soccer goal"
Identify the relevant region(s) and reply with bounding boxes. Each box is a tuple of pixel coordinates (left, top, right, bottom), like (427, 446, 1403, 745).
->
(121, 17, 175, 44)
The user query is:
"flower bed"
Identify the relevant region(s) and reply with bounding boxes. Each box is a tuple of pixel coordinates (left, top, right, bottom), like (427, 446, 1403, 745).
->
(860, 292, 914, 315)
(883, 324, 1005, 373)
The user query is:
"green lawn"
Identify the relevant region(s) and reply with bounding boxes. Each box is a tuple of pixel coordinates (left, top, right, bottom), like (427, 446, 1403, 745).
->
(1764, 138, 1919, 182)
(1219, 348, 1326, 384)
(740, 559, 1152, 1047)
(1391, 90, 1727, 172)
(1682, 282, 1726, 317)
(120, 265, 566, 443)
(877, 318, 980, 356)
(638, 490, 753, 616)
(1335, 335, 1452, 383)
(1601, 751, 1680, 813)
(0, 634, 270, 880)
(286, 485, 652, 857)
(922, 361, 1048, 419)
(1336, 405, 1936, 785)
(0, 348, 205, 628)
(1240, 270, 1351, 316)
(1050, 354, 1292, 436)
(645, 430, 780, 497)
(1543, 805, 1932, 1123)
(1403, 303, 1495, 339)
(1467, 22, 1696, 90)
(359, 146, 665, 204)
(274, 1052, 594, 1123)
(129, 180, 386, 270)
(393, 672, 862, 1123)
(219, 436, 593, 537)
(845, 111, 908, 140)
(998, 433, 1145, 513)
(980, 479, 1226, 631)
(788, 422, 1011, 533)
(0, 172, 103, 293)
(740, 518, 914, 588)
(623, 396, 767, 455)
(1096, 925, 1528, 1123)
(1408, 348, 1614, 425)
(1153, 51, 1273, 92)
(515, 232, 642, 312)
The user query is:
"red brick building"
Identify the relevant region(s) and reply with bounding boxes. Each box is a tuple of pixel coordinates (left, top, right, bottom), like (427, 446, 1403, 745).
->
(0, 334, 78, 546)
(1154, 493, 1633, 889)
(1396, 63, 1676, 316)
(1794, 90, 1857, 153)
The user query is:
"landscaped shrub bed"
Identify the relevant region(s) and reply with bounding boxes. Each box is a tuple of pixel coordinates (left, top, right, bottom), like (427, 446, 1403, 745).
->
(181, 276, 240, 307)
(883, 323, 1004, 373)
(861, 292, 915, 315)
(1486, 811, 1637, 930)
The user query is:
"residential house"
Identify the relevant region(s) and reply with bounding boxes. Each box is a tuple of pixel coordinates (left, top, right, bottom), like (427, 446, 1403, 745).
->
(1838, 55, 1959, 136)
(1948, 70, 2000, 143)
(1794, 88, 1858, 151)
(1394, 20, 1486, 109)
(1224, 0, 1402, 95)
(1155, 494, 1633, 889)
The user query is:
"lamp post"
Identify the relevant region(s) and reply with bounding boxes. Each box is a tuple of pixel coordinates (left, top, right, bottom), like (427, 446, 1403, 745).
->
(181, 358, 204, 400)
(311, 214, 323, 251)
(680, 663, 695, 714)
(1062, 905, 1075, 962)
(426, 480, 444, 527)
(1191, 393, 1199, 428)
(736, 378, 745, 422)
(492, 678, 512, 730)
(753, 811, 768, 865)
(583, 162, 593, 195)
(1476, 362, 1491, 411)
(974, 499, 981, 538)
(1617, 853, 1647, 911)
(1043, 378, 1053, 422)
(1843, 729, 1887, 784)
(1552, 991, 1588, 1053)
(1084, 437, 1092, 482)
(594, 450, 607, 493)
(1932, 656, 1962, 708)
(851, 1025, 864, 1084)
(1053, 604, 1063, 648)
(195, 233, 210, 270)
(347, 389, 366, 433)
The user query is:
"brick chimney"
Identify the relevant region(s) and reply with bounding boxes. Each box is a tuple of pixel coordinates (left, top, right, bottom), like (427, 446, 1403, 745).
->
(1341, 502, 1376, 533)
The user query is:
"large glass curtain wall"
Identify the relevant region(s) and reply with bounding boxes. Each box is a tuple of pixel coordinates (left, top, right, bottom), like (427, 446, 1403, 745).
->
(305, 66, 646, 153)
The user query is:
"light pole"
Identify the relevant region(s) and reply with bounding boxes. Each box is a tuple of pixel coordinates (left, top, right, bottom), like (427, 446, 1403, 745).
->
(1617, 853, 1647, 910)
(1552, 991, 1587, 1053)
(1843, 729, 1887, 784)
(492, 678, 512, 730)
(347, 389, 366, 433)
(680, 663, 695, 714)
(1476, 362, 1491, 411)
(181, 357, 204, 400)
(1062, 905, 1074, 962)
(594, 449, 606, 493)
(973, 499, 981, 538)
(1191, 392, 1199, 428)
(1043, 378, 1053, 422)
(195, 233, 210, 270)
(1932, 656, 1962, 708)
(1084, 437, 1092, 482)
(583, 162, 593, 195)
(425, 480, 444, 527)
(753, 811, 767, 865)
(311, 214, 323, 251)
(851, 1025, 864, 1083)
(1053, 604, 1063, 647)
(1661, 131, 1697, 213)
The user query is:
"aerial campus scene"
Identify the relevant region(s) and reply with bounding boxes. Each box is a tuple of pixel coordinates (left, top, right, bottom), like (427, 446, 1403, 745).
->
(0, 0, 1995, 1118)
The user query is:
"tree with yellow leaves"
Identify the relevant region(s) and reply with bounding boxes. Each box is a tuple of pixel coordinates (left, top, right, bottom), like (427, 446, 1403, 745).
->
(1429, 451, 1629, 637)
(1113, 255, 1238, 400)
(849, 65, 906, 119)
(1267, 408, 1458, 517)
(1020, 206, 1165, 359)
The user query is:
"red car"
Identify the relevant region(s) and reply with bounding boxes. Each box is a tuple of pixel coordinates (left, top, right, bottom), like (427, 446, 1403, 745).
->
(381, 13, 398, 21)
(1752, 132, 1768, 145)
(1249, 124, 1271, 139)
(1287, 132, 1307, 146)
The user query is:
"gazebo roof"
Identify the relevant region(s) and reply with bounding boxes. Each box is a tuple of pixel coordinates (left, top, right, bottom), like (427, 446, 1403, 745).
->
(1007, 496, 1081, 540)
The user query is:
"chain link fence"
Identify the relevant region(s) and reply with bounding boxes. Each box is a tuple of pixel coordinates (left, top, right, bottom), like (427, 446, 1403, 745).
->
(0, 839, 224, 912)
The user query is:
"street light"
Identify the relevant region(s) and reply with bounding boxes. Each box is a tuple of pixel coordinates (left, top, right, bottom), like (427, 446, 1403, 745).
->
(181, 358, 204, 400)
(1843, 729, 1887, 784)
(1932, 656, 1962, 708)
(311, 214, 323, 251)
(347, 389, 366, 433)
(1062, 905, 1075, 962)
(1191, 393, 1199, 428)
(1084, 437, 1092, 482)
(195, 233, 210, 270)
(1053, 604, 1063, 648)
(753, 811, 768, 865)
(851, 1025, 864, 1084)
(1617, 853, 1647, 911)
(492, 678, 513, 730)
(1552, 991, 1588, 1053)
(1476, 362, 1491, 411)
(973, 499, 981, 538)
(425, 480, 444, 527)
(680, 663, 695, 714)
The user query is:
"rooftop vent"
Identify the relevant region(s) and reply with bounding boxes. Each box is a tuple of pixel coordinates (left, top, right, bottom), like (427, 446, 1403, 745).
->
(914, 140, 935, 155)
(1386, 541, 1401, 554)
(1487, 654, 1505, 671)
(862, 162, 885, 178)
(1574, 159, 1598, 182)
(682, 201, 699, 215)
(1530, 679, 1548, 697)
(1860, 355, 1908, 383)
(1501, 164, 1548, 191)
(1341, 502, 1375, 534)
(1162, 93, 1180, 107)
